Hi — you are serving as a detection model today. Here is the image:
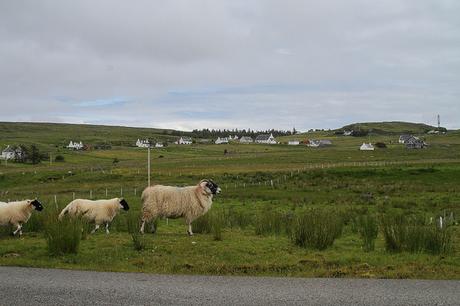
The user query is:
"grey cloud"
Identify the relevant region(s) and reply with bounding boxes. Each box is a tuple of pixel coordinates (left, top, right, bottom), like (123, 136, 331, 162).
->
(0, 0, 459, 130)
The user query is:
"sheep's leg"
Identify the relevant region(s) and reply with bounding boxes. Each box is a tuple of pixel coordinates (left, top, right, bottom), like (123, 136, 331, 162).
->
(140, 220, 146, 234)
(187, 223, 193, 236)
(91, 224, 100, 234)
(105, 222, 110, 234)
(149, 219, 157, 234)
(12, 224, 22, 236)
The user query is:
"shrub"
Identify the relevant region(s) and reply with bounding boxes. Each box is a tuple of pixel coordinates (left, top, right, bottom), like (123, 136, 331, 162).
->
(355, 215, 379, 252)
(291, 209, 343, 250)
(45, 215, 83, 255)
(54, 155, 65, 162)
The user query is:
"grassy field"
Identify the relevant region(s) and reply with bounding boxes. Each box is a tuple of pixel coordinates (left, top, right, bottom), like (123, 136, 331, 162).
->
(0, 122, 459, 279)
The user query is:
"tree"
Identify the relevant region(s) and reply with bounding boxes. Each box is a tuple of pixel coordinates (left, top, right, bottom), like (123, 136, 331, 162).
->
(29, 145, 41, 164)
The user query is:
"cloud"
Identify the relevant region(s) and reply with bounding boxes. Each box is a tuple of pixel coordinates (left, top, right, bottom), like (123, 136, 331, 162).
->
(0, 0, 459, 130)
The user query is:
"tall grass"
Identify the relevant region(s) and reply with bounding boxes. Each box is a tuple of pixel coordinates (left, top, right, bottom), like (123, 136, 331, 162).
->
(381, 214, 453, 254)
(254, 209, 284, 236)
(126, 213, 147, 251)
(45, 214, 83, 255)
(291, 209, 343, 250)
(355, 215, 379, 252)
(193, 210, 223, 241)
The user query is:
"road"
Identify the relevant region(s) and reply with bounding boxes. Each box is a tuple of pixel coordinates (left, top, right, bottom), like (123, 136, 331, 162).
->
(0, 266, 459, 305)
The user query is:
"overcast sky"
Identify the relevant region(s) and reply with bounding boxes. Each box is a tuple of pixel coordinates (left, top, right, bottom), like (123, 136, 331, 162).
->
(0, 0, 459, 131)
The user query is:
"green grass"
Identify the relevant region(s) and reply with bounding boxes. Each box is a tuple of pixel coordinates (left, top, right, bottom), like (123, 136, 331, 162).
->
(0, 122, 460, 279)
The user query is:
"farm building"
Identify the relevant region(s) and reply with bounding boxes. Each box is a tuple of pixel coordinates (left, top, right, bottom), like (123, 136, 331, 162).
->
(155, 142, 164, 148)
(239, 136, 253, 143)
(343, 130, 353, 136)
(176, 136, 193, 145)
(67, 141, 84, 150)
(255, 133, 277, 144)
(136, 139, 150, 148)
(360, 143, 374, 151)
(288, 140, 300, 145)
(215, 137, 229, 144)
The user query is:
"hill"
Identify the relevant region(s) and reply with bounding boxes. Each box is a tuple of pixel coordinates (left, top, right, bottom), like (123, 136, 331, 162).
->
(339, 121, 439, 135)
(0, 122, 187, 148)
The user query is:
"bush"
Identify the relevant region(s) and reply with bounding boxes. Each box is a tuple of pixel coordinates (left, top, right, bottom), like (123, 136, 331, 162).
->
(55, 155, 65, 162)
(291, 209, 343, 250)
(127, 213, 147, 251)
(381, 214, 453, 254)
(45, 215, 83, 255)
(355, 215, 379, 252)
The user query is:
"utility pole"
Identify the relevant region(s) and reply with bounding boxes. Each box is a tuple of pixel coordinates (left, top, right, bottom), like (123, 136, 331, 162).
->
(437, 114, 440, 129)
(147, 146, 151, 186)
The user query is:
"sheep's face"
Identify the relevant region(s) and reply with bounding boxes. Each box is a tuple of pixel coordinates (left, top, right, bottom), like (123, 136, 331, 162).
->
(202, 180, 221, 195)
(119, 198, 130, 211)
(30, 199, 43, 211)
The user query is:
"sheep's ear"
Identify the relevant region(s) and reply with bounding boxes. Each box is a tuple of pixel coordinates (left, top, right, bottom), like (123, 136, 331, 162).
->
(199, 181, 208, 188)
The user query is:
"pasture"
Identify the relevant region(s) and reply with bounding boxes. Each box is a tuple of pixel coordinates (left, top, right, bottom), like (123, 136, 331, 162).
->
(0, 122, 459, 279)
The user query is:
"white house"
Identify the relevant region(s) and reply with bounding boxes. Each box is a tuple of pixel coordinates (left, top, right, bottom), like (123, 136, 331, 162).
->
(288, 140, 300, 146)
(215, 137, 229, 144)
(1, 146, 16, 160)
(177, 136, 193, 145)
(239, 136, 253, 143)
(360, 143, 374, 151)
(136, 139, 150, 148)
(307, 140, 320, 147)
(155, 142, 164, 148)
(67, 141, 84, 150)
(233, 135, 239, 140)
(255, 133, 277, 144)
(343, 130, 353, 136)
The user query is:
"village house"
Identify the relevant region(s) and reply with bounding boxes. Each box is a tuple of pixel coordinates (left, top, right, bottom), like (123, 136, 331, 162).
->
(405, 137, 426, 149)
(307, 139, 332, 147)
(255, 133, 277, 144)
(176, 136, 193, 145)
(67, 141, 84, 150)
(343, 130, 353, 136)
(399, 134, 412, 144)
(288, 140, 300, 146)
(155, 142, 164, 148)
(239, 136, 253, 144)
(215, 137, 229, 144)
(1, 145, 22, 160)
(136, 139, 150, 148)
(360, 143, 375, 151)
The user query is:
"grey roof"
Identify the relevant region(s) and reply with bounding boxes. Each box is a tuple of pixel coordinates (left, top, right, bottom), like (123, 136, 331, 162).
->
(255, 134, 271, 141)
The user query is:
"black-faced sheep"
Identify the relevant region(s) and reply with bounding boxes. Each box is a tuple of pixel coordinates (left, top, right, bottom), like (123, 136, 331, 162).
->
(58, 198, 129, 234)
(0, 199, 44, 236)
(140, 179, 221, 235)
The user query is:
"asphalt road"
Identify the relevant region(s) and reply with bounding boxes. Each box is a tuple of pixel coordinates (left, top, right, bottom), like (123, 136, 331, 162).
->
(0, 266, 459, 305)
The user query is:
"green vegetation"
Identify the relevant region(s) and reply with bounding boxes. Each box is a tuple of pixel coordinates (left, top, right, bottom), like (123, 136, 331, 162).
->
(0, 121, 459, 279)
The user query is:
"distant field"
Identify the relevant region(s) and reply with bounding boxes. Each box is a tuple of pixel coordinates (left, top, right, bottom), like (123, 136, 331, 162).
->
(0, 122, 459, 279)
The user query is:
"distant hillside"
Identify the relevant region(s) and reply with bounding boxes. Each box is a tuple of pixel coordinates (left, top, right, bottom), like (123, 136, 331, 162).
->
(0, 122, 187, 148)
(339, 121, 439, 135)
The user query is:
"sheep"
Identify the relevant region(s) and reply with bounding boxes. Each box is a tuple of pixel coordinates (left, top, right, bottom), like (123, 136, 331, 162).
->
(58, 198, 129, 234)
(140, 179, 221, 236)
(0, 199, 44, 236)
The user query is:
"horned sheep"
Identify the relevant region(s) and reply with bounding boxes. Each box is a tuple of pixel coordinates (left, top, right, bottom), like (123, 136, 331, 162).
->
(140, 179, 221, 236)
(0, 199, 44, 236)
(58, 198, 129, 234)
